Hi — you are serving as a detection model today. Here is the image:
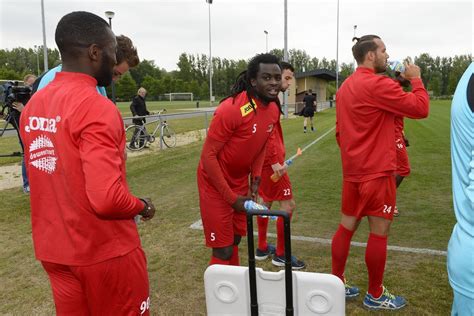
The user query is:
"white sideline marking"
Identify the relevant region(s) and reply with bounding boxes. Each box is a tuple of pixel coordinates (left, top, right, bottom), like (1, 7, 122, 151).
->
(189, 219, 447, 257)
(288, 126, 336, 160)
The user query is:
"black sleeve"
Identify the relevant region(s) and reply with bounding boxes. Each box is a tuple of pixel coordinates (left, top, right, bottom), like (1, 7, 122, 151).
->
(130, 97, 137, 115)
(467, 74, 474, 113)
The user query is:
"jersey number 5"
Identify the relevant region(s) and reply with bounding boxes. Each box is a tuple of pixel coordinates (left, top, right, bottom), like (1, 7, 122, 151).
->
(252, 123, 257, 134)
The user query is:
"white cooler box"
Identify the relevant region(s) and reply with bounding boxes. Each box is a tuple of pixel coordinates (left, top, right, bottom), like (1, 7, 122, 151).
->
(204, 208, 345, 315)
(204, 264, 345, 315)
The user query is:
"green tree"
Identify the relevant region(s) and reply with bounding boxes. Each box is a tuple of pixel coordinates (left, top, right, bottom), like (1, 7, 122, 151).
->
(448, 55, 472, 94)
(129, 59, 161, 87)
(176, 53, 193, 82)
(115, 72, 137, 101)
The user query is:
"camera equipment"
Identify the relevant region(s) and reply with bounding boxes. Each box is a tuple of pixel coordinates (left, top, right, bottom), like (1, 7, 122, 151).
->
(0, 81, 32, 117)
(0, 81, 32, 157)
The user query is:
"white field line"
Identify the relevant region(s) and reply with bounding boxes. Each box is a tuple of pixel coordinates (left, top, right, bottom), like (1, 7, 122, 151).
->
(288, 126, 336, 160)
(189, 219, 447, 257)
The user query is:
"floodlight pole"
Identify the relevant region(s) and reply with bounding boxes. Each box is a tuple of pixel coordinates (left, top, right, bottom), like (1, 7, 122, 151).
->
(264, 30, 268, 53)
(105, 11, 116, 104)
(41, 0, 48, 72)
(283, 0, 289, 118)
(353, 25, 357, 71)
(207, 0, 213, 107)
(34, 45, 40, 75)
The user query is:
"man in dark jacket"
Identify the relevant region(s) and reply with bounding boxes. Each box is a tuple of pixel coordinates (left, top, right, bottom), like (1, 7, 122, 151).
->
(129, 87, 150, 148)
(130, 87, 149, 124)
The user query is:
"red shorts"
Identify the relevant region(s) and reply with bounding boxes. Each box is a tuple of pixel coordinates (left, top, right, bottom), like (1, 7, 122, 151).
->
(396, 137, 411, 177)
(198, 177, 247, 248)
(341, 176, 396, 220)
(41, 247, 150, 316)
(258, 167, 293, 202)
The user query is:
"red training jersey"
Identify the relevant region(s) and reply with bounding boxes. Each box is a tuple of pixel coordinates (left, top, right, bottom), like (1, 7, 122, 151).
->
(197, 91, 280, 204)
(394, 116, 404, 138)
(335, 67, 429, 181)
(20, 72, 144, 266)
(263, 120, 285, 169)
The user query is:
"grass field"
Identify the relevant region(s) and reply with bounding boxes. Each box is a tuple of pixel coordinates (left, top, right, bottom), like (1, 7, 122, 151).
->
(0, 100, 455, 315)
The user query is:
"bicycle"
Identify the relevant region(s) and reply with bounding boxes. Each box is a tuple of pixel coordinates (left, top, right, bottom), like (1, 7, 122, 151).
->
(125, 109, 177, 151)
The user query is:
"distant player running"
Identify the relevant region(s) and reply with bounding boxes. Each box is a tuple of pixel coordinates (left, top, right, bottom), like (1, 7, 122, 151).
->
(332, 35, 429, 310)
(255, 61, 305, 269)
(197, 54, 283, 266)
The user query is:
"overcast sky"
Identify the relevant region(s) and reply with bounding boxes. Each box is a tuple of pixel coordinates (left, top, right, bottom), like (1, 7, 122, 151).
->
(1, 0, 472, 71)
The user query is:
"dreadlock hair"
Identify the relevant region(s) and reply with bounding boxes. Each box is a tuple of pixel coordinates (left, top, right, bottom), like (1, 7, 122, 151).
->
(225, 53, 282, 113)
(352, 34, 381, 65)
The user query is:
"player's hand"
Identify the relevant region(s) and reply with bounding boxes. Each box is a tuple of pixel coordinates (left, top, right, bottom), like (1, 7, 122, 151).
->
(12, 102, 24, 112)
(271, 163, 287, 176)
(232, 195, 251, 212)
(139, 198, 156, 221)
(403, 63, 421, 80)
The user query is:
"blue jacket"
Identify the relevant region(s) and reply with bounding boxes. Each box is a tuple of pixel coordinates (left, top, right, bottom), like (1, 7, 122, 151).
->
(448, 62, 474, 298)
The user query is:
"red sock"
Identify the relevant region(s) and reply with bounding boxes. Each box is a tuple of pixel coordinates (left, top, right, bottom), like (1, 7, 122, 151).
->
(229, 245, 240, 266)
(365, 233, 387, 298)
(331, 224, 355, 283)
(275, 213, 292, 256)
(209, 255, 230, 266)
(257, 216, 269, 250)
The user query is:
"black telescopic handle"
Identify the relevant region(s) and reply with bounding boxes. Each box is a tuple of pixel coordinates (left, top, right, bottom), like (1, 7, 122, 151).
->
(246, 209, 294, 316)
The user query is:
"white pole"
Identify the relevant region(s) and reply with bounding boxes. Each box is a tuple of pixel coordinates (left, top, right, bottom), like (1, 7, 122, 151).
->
(34, 45, 40, 75)
(207, 0, 213, 107)
(264, 30, 268, 53)
(41, 0, 48, 71)
(353, 25, 357, 71)
(336, 0, 339, 90)
(283, 0, 289, 118)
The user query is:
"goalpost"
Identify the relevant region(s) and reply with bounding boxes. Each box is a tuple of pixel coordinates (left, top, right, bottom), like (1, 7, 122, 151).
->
(164, 92, 194, 102)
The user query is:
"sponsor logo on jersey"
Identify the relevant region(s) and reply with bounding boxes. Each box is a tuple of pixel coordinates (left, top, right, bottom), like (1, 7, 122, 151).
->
(29, 135, 57, 174)
(240, 102, 257, 117)
(24, 115, 61, 133)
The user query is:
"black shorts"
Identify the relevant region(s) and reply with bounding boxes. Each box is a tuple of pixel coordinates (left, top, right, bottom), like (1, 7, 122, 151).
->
(302, 106, 315, 117)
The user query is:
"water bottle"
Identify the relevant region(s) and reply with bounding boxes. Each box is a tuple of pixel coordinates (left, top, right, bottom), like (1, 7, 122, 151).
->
(388, 60, 405, 73)
(244, 200, 277, 220)
(270, 159, 293, 182)
(244, 200, 268, 211)
(134, 215, 142, 224)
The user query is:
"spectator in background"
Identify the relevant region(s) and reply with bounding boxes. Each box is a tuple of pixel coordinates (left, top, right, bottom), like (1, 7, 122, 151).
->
(448, 61, 474, 316)
(302, 89, 316, 133)
(129, 87, 150, 148)
(11, 74, 36, 193)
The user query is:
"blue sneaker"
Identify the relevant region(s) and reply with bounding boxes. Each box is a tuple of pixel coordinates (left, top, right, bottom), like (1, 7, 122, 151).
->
(344, 281, 360, 298)
(255, 244, 276, 261)
(363, 286, 407, 310)
(272, 255, 306, 270)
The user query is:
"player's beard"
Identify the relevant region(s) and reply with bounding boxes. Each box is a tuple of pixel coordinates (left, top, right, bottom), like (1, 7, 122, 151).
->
(96, 51, 114, 87)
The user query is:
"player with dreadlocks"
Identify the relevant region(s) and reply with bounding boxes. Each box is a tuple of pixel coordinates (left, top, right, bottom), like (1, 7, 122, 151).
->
(197, 53, 284, 266)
